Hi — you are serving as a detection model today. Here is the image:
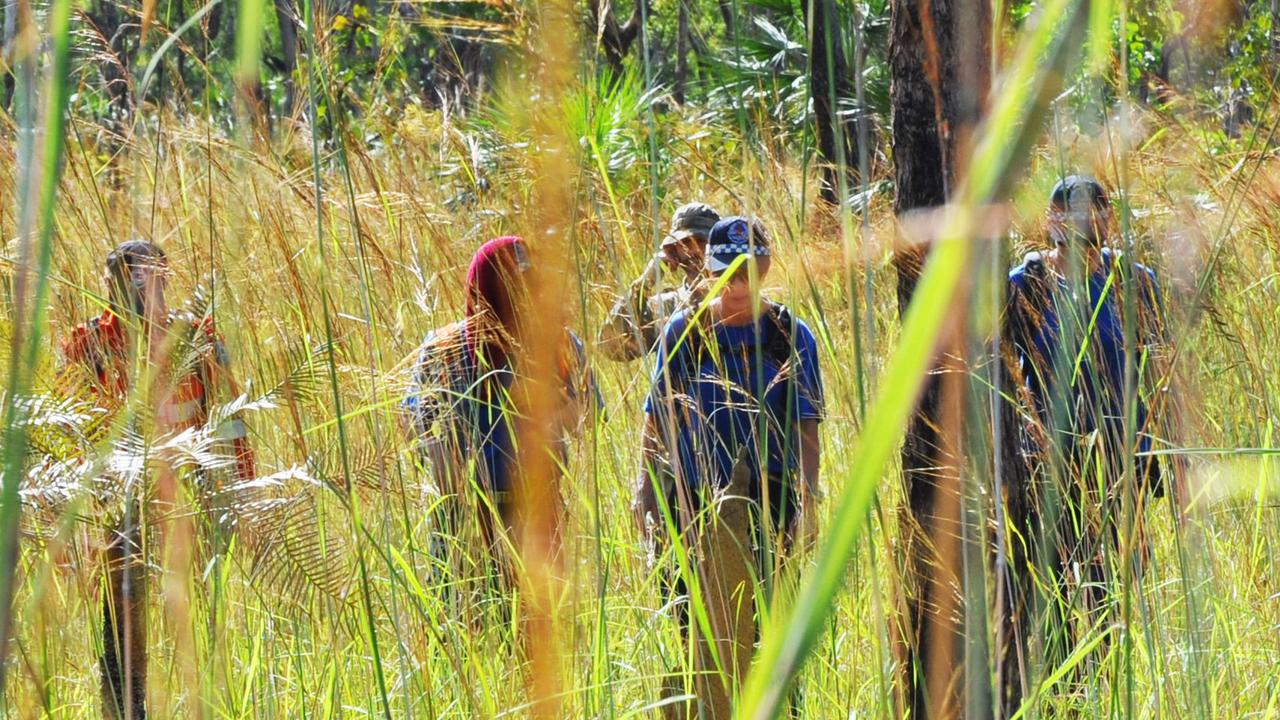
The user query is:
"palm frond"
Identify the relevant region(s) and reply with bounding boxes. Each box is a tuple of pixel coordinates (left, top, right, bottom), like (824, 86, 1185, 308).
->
(228, 466, 358, 607)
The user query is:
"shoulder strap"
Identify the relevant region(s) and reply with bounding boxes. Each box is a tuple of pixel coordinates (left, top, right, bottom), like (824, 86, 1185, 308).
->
(763, 302, 795, 366)
(1023, 250, 1048, 280)
(674, 310, 708, 373)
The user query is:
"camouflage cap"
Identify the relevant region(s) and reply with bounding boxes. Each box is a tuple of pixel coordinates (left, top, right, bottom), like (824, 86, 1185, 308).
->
(1049, 175, 1110, 212)
(661, 202, 721, 246)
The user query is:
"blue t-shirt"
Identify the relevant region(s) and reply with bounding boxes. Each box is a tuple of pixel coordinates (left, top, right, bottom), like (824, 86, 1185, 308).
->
(1007, 247, 1162, 456)
(645, 305, 824, 491)
(406, 323, 596, 494)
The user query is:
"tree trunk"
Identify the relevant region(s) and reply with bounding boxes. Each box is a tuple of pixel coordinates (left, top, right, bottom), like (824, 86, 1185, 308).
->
(274, 0, 300, 119)
(803, 0, 860, 204)
(2, 0, 16, 109)
(85, 0, 135, 129)
(889, 0, 989, 718)
(1273, 0, 1280, 63)
(85, 0, 134, 187)
(589, 0, 647, 73)
(674, 0, 689, 104)
(716, 0, 734, 40)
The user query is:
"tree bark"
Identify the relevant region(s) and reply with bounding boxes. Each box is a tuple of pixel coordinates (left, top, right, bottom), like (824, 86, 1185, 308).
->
(2, 0, 16, 109)
(716, 0, 734, 40)
(589, 0, 648, 72)
(889, 0, 989, 718)
(85, 0, 135, 131)
(274, 0, 300, 118)
(674, 0, 689, 103)
(803, 0, 861, 204)
(84, 0, 134, 187)
(1273, 0, 1280, 63)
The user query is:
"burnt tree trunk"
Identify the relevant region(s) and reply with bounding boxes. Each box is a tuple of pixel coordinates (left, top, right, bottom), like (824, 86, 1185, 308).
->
(275, 0, 300, 119)
(2, 0, 16, 109)
(716, 0, 734, 40)
(803, 0, 861, 204)
(85, 0, 135, 146)
(81, 0, 134, 192)
(1273, 0, 1280, 63)
(889, 0, 989, 718)
(674, 0, 689, 104)
(589, 0, 647, 73)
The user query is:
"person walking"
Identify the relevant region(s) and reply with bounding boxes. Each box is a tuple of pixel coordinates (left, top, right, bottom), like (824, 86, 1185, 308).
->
(1000, 175, 1168, 706)
(405, 236, 597, 602)
(598, 202, 720, 362)
(640, 216, 824, 718)
(60, 239, 256, 720)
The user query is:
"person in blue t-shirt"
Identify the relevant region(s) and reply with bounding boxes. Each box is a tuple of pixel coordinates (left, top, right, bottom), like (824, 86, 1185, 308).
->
(1006, 176, 1166, 493)
(1002, 175, 1169, 691)
(641, 216, 824, 542)
(638, 215, 823, 715)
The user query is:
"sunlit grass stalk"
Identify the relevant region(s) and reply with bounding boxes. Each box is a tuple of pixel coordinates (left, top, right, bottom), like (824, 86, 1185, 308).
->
(0, 0, 74, 690)
(295, 1, 394, 715)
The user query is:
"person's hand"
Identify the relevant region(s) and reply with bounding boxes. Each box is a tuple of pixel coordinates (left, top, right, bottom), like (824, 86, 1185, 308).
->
(796, 492, 822, 556)
(635, 252, 665, 289)
(633, 471, 663, 558)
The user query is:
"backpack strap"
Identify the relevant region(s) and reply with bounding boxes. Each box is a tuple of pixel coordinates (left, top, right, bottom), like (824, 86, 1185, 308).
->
(1023, 250, 1048, 280)
(680, 302, 797, 371)
(763, 302, 795, 367)
(1015, 250, 1058, 313)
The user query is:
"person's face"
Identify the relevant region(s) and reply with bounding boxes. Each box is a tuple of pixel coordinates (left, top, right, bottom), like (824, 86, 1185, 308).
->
(1048, 192, 1111, 249)
(109, 258, 170, 319)
(135, 261, 169, 313)
(661, 235, 704, 274)
(712, 257, 770, 316)
(492, 243, 532, 328)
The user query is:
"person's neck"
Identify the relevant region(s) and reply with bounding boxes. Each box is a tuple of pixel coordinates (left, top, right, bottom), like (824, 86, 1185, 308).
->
(713, 299, 763, 327)
(1050, 243, 1104, 275)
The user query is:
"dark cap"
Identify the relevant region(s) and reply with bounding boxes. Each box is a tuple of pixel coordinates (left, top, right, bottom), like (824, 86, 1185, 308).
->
(705, 216, 771, 272)
(662, 202, 720, 247)
(106, 239, 167, 274)
(1049, 175, 1110, 212)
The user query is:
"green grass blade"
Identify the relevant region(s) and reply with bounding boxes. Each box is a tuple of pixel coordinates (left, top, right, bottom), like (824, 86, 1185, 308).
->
(0, 0, 76, 691)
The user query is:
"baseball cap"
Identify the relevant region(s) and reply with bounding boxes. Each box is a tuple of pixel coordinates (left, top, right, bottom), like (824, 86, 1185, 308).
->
(661, 202, 720, 247)
(1049, 175, 1110, 212)
(705, 216, 771, 272)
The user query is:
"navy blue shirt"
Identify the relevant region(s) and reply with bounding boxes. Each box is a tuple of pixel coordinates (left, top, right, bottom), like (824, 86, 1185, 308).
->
(645, 305, 824, 491)
(1007, 247, 1163, 457)
(406, 323, 595, 494)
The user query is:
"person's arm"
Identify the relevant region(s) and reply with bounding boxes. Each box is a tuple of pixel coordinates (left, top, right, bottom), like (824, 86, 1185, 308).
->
(200, 319, 256, 482)
(790, 320, 825, 549)
(597, 256, 664, 362)
(633, 317, 685, 537)
(633, 412, 667, 537)
(558, 332, 602, 437)
(799, 418, 820, 498)
(795, 418, 822, 551)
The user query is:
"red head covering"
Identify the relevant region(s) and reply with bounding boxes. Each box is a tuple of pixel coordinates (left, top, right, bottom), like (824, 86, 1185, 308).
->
(465, 236, 530, 365)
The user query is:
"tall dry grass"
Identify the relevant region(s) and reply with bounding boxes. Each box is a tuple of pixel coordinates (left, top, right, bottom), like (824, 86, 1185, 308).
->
(0, 59, 1277, 717)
